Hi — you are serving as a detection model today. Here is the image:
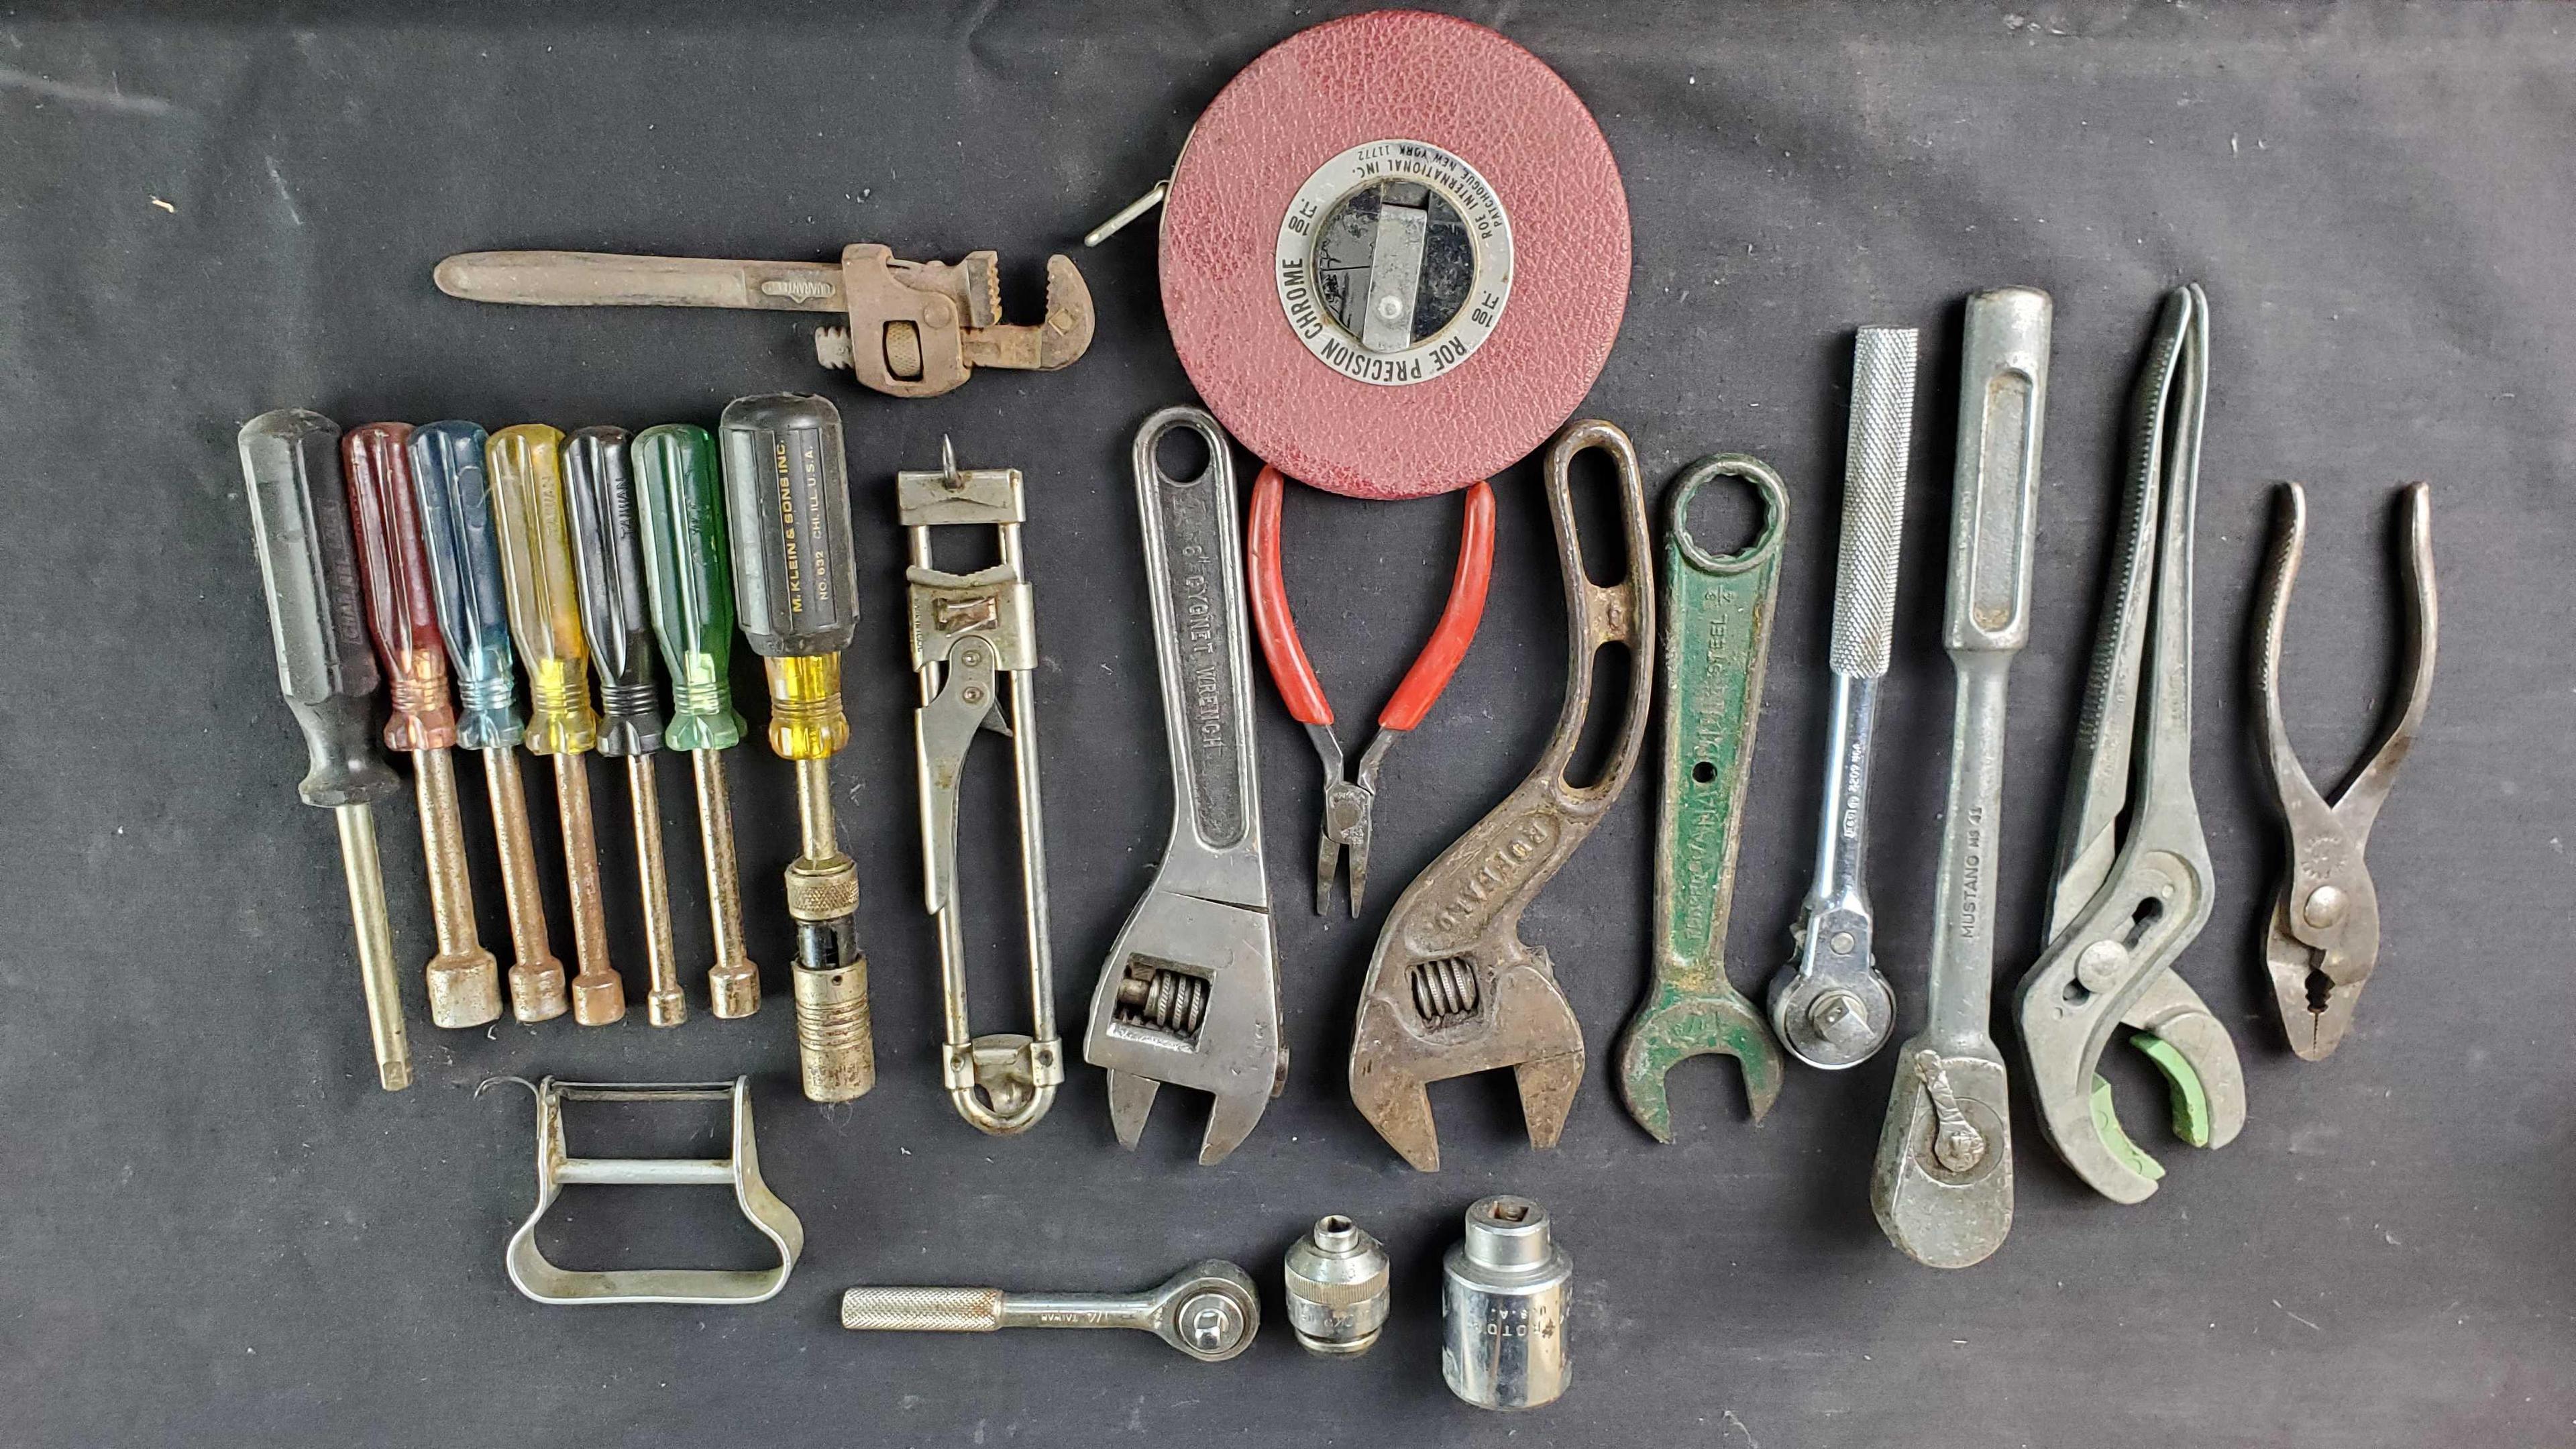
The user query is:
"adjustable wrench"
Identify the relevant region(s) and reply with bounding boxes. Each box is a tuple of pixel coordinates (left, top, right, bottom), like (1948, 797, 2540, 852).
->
(1081, 407, 1283, 1165)
(1872, 288, 2051, 1269)
(1348, 419, 1656, 1171)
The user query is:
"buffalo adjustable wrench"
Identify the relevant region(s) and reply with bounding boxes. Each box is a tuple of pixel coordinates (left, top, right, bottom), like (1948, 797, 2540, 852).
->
(1872, 290, 2049, 1268)
(1770, 328, 1916, 1070)
(435, 245, 1093, 398)
(2017, 283, 2245, 1205)
(902, 439, 1061, 1135)
(1615, 455, 1790, 1137)
(1082, 407, 1284, 1165)
(1349, 419, 1656, 1171)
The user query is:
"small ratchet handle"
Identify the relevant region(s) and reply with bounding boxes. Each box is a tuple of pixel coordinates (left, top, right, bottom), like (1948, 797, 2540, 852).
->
(1133, 407, 1268, 909)
(1246, 466, 1497, 732)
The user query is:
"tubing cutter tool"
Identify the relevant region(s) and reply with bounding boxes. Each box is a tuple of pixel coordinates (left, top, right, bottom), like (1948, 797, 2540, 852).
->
(1348, 419, 1654, 1171)
(1247, 468, 1496, 916)
(2017, 283, 2245, 1205)
(2253, 480, 2438, 1060)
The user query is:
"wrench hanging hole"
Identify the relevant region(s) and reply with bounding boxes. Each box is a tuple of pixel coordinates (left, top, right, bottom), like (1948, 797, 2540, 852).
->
(1566, 445, 1628, 586)
(1561, 641, 1635, 790)
(1154, 424, 1211, 486)
(1692, 760, 1717, 784)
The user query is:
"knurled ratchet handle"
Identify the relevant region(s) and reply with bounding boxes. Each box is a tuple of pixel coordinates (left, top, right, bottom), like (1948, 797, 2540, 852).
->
(1246, 465, 1496, 732)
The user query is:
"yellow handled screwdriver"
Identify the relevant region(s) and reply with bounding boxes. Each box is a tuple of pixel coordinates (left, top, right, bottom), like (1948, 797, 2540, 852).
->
(720, 394, 872, 1100)
(488, 424, 626, 1026)
(342, 422, 506, 1028)
(238, 409, 414, 1090)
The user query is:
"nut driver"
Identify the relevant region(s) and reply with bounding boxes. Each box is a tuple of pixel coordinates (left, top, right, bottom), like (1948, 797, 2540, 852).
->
(341, 421, 504, 1028)
(631, 423, 762, 1019)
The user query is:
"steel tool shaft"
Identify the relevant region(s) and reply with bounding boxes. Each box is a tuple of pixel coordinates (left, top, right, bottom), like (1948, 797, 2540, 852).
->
(410, 421, 569, 1022)
(1871, 288, 2050, 1269)
(239, 409, 413, 1089)
(1771, 327, 1915, 1071)
(839, 1262, 1260, 1361)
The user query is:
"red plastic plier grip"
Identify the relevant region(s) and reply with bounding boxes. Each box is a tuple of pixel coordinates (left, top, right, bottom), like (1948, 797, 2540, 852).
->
(1246, 464, 1497, 914)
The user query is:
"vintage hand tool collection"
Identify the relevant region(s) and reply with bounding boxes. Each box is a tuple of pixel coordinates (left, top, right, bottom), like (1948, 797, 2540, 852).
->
(231, 5, 2442, 1406)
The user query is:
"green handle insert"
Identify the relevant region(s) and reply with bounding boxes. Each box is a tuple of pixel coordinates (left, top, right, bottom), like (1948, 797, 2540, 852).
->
(633, 423, 746, 753)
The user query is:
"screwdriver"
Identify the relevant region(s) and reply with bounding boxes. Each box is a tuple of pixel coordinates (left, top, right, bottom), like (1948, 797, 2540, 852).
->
(632, 422, 762, 1020)
(237, 409, 413, 1091)
(565, 426, 688, 1028)
(409, 421, 570, 1022)
(487, 423, 626, 1026)
(720, 393, 873, 1102)
(342, 423, 505, 1029)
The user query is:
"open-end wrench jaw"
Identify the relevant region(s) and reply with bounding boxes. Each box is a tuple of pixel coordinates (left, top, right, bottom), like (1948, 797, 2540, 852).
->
(1615, 976, 1782, 1140)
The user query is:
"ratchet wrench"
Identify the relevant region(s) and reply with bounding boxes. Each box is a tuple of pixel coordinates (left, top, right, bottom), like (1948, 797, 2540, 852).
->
(1081, 407, 1284, 1165)
(1615, 455, 1791, 1136)
(1769, 327, 1915, 1070)
(1872, 288, 2050, 1269)
(1348, 419, 1656, 1171)
(2017, 283, 2243, 1205)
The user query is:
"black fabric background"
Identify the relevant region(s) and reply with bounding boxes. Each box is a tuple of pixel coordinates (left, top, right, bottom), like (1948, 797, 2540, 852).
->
(3, 3, 2570, 1445)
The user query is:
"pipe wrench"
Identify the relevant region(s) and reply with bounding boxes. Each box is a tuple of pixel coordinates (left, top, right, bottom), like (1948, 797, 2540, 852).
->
(1615, 455, 1790, 1137)
(2017, 284, 2245, 1205)
(1081, 407, 1284, 1165)
(1349, 420, 1656, 1171)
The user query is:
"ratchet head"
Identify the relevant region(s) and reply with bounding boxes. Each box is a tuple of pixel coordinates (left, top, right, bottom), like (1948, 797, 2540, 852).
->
(1769, 907, 1896, 1070)
(562, 425, 665, 757)
(408, 421, 523, 751)
(1871, 1042, 2013, 1268)
(631, 423, 746, 753)
(1615, 981, 1782, 1138)
(1138, 1260, 1263, 1362)
(1082, 888, 1283, 1166)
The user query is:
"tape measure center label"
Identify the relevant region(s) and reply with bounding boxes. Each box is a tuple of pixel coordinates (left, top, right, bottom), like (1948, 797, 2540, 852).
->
(1275, 140, 1513, 388)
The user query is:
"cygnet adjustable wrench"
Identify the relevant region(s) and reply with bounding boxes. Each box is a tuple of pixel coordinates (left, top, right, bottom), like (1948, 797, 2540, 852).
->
(2018, 283, 2245, 1205)
(1872, 289, 2050, 1269)
(1769, 327, 1916, 1069)
(1082, 407, 1284, 1165)
(1615, 455, 1790, 1136)
(1349, 419, 1656, 1171)
(2253, 481, 2437, 1060)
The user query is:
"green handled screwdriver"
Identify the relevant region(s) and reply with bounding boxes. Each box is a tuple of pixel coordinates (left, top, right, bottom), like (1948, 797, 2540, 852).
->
(566, 426, 687, 1028)
(633, 422, 761, 1020)
(409, 421, 570, 1023)
(488, 423, 625, 1027)
(238, 409, 413, 1090)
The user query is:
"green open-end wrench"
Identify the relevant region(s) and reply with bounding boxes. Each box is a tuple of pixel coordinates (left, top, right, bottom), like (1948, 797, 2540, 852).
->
(1615, 455, 1790, 1138)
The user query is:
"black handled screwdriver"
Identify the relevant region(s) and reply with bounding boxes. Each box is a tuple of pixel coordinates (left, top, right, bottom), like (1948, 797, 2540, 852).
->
(238, 409, 413, 1091)
(566, 425, 687, 1028)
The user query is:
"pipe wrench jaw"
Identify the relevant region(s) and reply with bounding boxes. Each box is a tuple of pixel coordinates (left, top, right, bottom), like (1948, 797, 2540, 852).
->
(1349, 945, 1586, 1173)
(1615, 975, 1782, 1139)
(1872, 1044, 2012, 1269)
(1085, 889, 1283, 1166)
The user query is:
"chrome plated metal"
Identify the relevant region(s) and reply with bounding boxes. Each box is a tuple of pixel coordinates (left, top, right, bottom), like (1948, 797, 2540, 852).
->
(839, 1260, 1259, 1362)
(1442, 1196, 1572, 1411)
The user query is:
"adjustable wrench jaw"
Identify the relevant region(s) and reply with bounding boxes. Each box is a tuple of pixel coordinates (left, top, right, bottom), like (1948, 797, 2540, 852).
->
(1350, 934, 1585, 1175)
(2018, 848, 2240, 1203)
(1085, 888, 1284, 1165)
